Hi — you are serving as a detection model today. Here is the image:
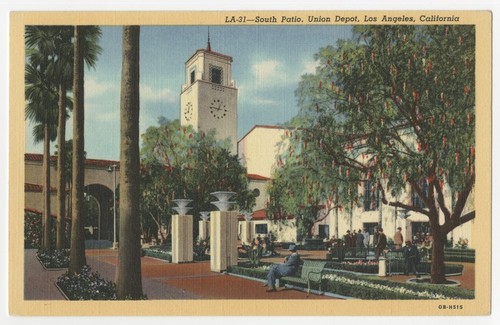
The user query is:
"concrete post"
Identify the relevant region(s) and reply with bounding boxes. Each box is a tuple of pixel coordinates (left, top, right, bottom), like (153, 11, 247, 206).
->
(240, 220, 253, 245)
(378, 256, 387, 277)
(210, 211, 238, 272)
(172, 214, 193, 263)
(199, 220, 210, 240)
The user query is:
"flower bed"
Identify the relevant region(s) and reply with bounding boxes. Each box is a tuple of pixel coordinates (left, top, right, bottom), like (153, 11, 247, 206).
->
(56, 266, 117, 300)
(331, 260, 379, 273)
(227, 263, 473, 300)
(326, 260, 463, 275)
(142, 245, 172, 262)
(321, 271, 473, 300)
(37, 249, 70, 269)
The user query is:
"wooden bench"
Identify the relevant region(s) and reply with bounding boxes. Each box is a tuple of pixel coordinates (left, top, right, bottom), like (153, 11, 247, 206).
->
(279, 260, 328, 295)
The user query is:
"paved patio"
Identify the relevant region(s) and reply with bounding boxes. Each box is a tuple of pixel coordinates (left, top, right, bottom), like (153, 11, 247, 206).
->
(24, 247, 474, 300)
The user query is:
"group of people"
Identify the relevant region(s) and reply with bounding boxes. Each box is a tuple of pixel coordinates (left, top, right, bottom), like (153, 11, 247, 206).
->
(247, 234, 278, 257)
(342, 228, 371, 248)
(413, 232, 433, 248)
(393, 226, 423, 277)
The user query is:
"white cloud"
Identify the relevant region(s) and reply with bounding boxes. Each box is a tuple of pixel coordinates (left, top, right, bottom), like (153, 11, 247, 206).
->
(301, 58, 318, 75)
(140, 84, 176, 103)
(251, 59, 287, 87)
(85, 77, 115, 98)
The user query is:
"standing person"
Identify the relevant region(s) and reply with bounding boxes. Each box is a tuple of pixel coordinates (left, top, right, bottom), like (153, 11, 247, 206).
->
(343, 230, 351, 247)
(375, 228, 387, 260)
(356, 229, 364, 248)
(362, 228, 370, 248)
(264, 244, 301, 292)
(373, 225, 379, 250)
(403, 240, 420, 277)
(394, 227, 404, 250)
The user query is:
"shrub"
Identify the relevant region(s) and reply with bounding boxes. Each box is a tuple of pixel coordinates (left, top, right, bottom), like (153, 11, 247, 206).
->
(56, 266, 117, 300)
(24, 210, 71, 249)
(193, 238, 210, 261)
(37, 249, 70, 269)
(24, 211, 42, 248)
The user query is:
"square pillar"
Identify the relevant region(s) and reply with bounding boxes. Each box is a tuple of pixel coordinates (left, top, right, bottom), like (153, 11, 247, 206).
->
(172, 214, 193, 263)
(240, 221, 253, 245)
(199, 220, 210, 240)
(210, 211, 238, 272)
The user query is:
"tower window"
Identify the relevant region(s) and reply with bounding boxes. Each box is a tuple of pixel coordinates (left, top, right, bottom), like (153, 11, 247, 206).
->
(190, 70, 195, 84)
(209, 65, 223, 85)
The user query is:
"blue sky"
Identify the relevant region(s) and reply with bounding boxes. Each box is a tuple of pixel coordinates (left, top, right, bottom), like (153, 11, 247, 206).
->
(25, 25, 353, 161)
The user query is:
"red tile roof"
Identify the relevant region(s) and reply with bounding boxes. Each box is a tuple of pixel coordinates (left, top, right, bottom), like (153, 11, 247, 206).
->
(187, 48, 233, 64)
(25, 153, 119, 169)
(25, 208, 69, 220)
(25, 183, 57, 193)
(247, 174, 271, 181)
(238, 209, 268, 221)
(238, 124, 290, 143)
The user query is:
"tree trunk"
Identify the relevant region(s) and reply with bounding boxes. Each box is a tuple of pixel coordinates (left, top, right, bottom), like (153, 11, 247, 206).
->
(430, 228, 447, 284)
(69, 26, 86, 274)
(116, 25, 142, 299)
(42, 122, 51, 251)
(56, 83, 67, 250)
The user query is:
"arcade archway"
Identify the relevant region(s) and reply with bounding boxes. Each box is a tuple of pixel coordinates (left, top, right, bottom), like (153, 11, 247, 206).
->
(84, 184, 116, 242)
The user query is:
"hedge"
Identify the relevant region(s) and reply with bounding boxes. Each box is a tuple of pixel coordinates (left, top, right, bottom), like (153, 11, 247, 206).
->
(142, 246, 172, 262)
(428, 248, 476, 263)
(227, 263, 474, 300)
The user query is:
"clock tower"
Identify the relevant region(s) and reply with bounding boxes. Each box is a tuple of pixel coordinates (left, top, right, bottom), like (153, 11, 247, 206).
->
(180, 35, 238, 153)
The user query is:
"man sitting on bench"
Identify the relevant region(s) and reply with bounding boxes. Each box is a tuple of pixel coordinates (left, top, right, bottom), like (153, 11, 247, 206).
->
(264, 244, 301, 292)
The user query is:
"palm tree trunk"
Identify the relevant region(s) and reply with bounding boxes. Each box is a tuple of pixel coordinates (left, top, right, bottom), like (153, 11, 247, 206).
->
(56, 83, 66, 250)
(42, 122, 51, 251)
(116, 25, 142, 299)
(69, 26, 86, 274)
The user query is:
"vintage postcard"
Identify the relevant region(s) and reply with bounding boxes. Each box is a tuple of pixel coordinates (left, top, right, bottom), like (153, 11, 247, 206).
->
(9, 11, 491, 316)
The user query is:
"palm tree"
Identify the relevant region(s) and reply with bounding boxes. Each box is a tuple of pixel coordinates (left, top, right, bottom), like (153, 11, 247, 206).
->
(25, 31, 59, 251)
(51, 27, 74, 250)
(116, 25, 143, 299)
(69, 25, 102, 274)
(26, 26, 74, 251)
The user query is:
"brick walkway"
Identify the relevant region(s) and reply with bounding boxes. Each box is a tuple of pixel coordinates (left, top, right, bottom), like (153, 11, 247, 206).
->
(24, 248, 474, 300)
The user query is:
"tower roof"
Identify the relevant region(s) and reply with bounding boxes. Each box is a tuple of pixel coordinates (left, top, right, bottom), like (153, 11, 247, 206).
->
(186, 48, 233, 64)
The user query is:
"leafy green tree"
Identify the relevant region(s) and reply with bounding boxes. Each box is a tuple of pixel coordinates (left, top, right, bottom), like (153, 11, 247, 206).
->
(278, 25, 475, 284)
(140, 119, 255, 241)
(116, 25, 143, 299)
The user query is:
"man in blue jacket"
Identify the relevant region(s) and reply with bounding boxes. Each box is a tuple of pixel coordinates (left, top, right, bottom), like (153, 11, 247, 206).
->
(264, 244, 301, 292)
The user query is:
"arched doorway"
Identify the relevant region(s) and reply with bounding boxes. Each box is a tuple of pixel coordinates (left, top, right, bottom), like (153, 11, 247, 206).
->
(84, 184, 114, 241)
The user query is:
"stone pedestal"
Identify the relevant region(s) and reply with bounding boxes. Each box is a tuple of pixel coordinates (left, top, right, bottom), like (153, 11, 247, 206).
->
(378, 257, 387, 277)
(172, 214, 193, 263)
(210, 211, 238, 272)
(199, 220, 210, 240)
(240, 221, 253, 245)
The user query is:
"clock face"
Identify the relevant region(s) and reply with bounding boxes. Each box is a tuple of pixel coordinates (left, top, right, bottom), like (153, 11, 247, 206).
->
(209, 99, 228, 119)
(184, 102, 193, 121)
